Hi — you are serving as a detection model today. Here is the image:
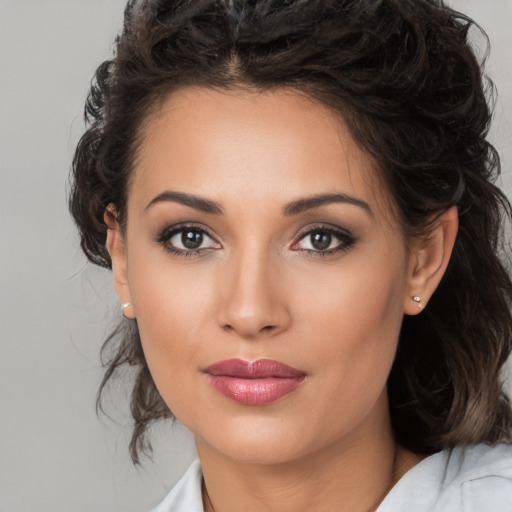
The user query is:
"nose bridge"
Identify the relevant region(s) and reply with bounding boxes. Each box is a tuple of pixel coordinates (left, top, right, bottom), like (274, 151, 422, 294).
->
(218, 239, 290, 338)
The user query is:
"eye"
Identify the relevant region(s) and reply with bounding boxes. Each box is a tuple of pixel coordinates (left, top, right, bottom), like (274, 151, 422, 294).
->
(172, 229, 208, 250)
(292, 227, 355, 254)
(157, 225, 221, 255)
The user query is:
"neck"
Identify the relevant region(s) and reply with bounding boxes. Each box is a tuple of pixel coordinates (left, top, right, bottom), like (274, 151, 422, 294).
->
(197, 397, 422, 512)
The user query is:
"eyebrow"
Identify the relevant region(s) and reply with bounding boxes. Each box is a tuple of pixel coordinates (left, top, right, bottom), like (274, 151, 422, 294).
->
(144, 190, 372, 217)
(145, 191, 223, 214)
(283, 193, 373, 217)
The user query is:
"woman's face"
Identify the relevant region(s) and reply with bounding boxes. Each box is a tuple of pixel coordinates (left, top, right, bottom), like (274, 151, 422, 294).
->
(114, 87, 416, 464)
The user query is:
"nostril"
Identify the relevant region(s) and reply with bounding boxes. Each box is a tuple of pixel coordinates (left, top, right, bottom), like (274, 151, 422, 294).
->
(221, 322, 278, 338)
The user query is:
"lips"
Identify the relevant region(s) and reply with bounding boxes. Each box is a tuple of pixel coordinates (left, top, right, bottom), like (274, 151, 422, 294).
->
(203, 358, 306, 405)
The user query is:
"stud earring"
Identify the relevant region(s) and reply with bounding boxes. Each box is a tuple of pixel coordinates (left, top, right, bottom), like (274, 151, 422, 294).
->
(121, 302, 132, 317)
(412, 296, 424, 309)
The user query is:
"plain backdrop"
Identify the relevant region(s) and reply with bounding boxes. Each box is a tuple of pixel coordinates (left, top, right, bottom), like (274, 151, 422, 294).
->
(1, 1, 511, 511)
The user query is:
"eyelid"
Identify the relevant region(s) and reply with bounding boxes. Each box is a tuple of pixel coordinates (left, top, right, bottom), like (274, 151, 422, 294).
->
(155, 221, 355, 257)
(156, 222, 222, 254)
(291, 223, 353, 243)
(290, 223, 355, 253)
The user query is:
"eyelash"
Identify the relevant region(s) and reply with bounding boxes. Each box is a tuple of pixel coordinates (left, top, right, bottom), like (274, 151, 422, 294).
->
(156, 223, 220, 257)
(291, 225, 356, 257)
(155, 223, 356, 258)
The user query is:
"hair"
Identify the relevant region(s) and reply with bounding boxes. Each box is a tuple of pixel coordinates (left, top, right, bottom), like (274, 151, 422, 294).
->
(69, 0, 512, 464)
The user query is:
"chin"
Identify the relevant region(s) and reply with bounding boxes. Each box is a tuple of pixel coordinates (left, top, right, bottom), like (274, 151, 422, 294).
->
(208, 437, 310, 466)
(192, 413, 333, 466)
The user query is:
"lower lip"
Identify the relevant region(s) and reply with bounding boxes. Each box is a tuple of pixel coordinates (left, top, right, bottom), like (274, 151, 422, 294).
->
(206, 375, 305, 405)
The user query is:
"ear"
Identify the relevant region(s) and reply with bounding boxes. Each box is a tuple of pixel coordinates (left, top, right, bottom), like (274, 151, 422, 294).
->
(104, 207, 135, 319)
(404, 206, 458, 315)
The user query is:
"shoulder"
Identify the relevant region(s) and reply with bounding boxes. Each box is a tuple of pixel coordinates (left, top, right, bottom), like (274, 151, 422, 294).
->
(379, 443, 512, 512)
(445, 443, 512, 481)
(438, 443, 512, 512)
(150, 460, 204, 512)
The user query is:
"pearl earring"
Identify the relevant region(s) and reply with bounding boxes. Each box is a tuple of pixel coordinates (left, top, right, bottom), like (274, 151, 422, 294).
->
(412, 296, 424, 309)
(121, 302, 132, 317)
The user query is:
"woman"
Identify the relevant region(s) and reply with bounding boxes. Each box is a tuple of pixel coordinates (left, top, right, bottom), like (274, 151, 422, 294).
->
(69, 0, 512, 510)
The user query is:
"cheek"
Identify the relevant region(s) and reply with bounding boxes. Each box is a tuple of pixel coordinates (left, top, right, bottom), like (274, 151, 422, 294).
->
(291, 244, 407, 396)
(294, 242, 406, 338)
(125, 250, 217, 399)
(133, 269, 209, 340)
(280, 265, 405, 447)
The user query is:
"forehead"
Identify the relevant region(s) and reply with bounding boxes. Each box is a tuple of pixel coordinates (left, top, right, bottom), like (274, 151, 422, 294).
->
(130, 86, 394, 221)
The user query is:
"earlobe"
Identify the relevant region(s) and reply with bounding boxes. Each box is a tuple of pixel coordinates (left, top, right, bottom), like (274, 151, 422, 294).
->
(104, 207, 135, 319)
(404, 206, 458, 316)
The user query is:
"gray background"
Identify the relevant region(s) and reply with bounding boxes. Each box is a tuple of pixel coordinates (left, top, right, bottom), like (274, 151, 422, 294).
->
(1, 1, 511, 511)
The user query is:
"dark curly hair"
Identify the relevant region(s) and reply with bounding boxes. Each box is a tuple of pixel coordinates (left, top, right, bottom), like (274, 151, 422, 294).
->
(69, 0, 512, 464)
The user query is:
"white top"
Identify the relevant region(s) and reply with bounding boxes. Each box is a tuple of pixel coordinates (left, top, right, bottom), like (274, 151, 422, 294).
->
(151, 444, 512, 512)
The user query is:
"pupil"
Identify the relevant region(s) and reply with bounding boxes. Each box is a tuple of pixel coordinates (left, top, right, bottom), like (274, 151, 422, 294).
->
(311, 232, 331, 251)
(182, 230, 203, 249)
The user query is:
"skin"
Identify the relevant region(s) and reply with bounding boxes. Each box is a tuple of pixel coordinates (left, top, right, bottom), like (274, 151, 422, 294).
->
(106, 87, 458, 512)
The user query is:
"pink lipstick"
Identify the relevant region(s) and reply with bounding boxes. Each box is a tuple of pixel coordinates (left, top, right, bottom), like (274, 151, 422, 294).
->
(203, 359, 306, 405)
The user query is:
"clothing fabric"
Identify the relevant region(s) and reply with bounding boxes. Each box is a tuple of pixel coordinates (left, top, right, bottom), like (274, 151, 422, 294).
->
(151, 444, 512, 512)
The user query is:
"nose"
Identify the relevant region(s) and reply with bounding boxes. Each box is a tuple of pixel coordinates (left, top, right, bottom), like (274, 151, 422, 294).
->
(216, 249, 291, 340)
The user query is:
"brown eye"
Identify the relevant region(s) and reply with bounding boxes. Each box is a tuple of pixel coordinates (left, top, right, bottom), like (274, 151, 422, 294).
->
(181, 230, 204, 249)
(293, 227, 355, 254)
(310, 232, 332, 251)
(157, 225, 221, 254)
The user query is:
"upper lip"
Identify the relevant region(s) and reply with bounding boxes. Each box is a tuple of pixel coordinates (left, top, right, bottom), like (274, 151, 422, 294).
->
(203, 358, 306, 379)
